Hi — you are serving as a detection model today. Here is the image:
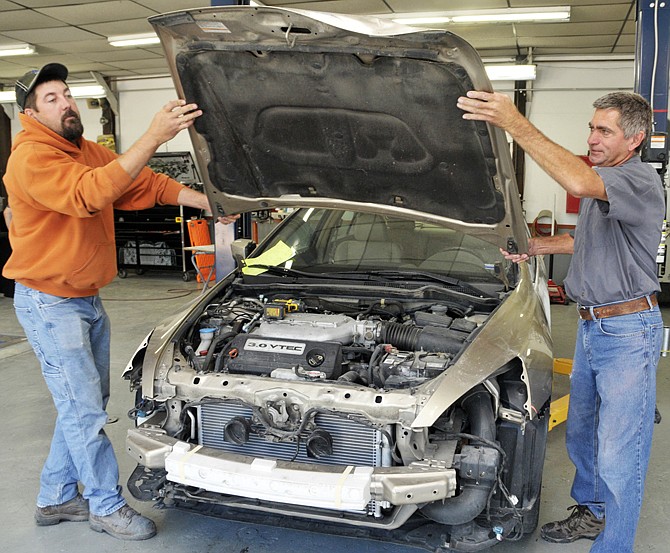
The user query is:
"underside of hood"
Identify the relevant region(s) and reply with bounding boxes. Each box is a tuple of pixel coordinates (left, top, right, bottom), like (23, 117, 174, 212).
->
(150, 6, 528, 248)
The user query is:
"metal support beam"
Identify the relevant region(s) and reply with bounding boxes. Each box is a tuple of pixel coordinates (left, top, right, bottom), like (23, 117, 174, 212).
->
(89, 71, 119, 116)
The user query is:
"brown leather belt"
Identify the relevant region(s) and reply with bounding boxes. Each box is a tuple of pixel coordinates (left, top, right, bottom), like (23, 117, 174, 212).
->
(578, 295, 658, 321)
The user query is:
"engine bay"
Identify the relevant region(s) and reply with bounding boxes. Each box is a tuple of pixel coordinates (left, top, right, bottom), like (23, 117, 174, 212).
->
(180, 282, 499, 391)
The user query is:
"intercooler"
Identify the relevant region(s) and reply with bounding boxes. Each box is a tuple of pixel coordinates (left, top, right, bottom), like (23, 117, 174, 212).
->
(198, 403, 384, 467)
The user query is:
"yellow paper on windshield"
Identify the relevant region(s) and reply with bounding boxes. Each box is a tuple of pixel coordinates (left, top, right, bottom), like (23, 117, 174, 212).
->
(241, 241, 295, 275)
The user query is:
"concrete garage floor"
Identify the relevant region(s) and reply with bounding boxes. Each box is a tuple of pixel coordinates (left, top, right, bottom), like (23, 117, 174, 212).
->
(1, 274, 669, 553)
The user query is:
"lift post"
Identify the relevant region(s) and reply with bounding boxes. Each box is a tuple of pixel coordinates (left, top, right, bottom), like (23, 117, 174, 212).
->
(634, 1, 670, 291)
(635, 0, 670, 170)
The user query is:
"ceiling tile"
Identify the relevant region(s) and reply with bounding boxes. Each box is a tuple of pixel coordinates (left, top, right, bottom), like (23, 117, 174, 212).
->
(518, 35, 621, 49)
(272, 0, 392, 14)
(467, 38, 522, 51)
(2, 25, 101, 43)
(134, 0, 216, 12)
(386, 0, 508, 12)
(38, 39, 116, 55)
(8, 0, 96, 6)
(0, 0, 649, 87)
(99, 68, 140, 77)
(515, 21, 626, 37)
(510, 0, 633, 6)
(572, 4, 635, 22)
(614, 34, 636, 47)
(80, 19, 156, 36)
(449, 26, 516, 41)
(0, 57, 23, 70)
(109, 57, 168, 70)
(0, 9, 67, 31)
(0, 1, 24, 11)
(2, 27, 98, 44)
(36, 1, 155, 26)
(82, 49, 162, 63)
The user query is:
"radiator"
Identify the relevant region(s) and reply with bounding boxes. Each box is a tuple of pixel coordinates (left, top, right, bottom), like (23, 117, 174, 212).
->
(197, 403, 383, 467)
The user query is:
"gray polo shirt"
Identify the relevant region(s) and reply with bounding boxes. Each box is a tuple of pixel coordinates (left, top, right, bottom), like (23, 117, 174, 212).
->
(564, 155, 664, 306)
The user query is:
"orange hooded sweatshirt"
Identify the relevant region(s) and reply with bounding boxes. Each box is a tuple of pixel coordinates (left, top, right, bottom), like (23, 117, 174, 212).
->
(3, 113, 185, 297)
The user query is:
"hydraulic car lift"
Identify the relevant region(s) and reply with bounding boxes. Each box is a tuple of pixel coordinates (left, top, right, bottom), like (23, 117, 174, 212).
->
(637, 1, 670, 285)
(550, 0, 670, 431)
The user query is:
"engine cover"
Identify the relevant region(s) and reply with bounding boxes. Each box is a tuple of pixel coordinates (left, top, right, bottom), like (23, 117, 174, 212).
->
(226, 334, 343, 378)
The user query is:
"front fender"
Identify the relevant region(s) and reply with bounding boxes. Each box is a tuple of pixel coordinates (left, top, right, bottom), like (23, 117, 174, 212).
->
(411, 262, 552, 429)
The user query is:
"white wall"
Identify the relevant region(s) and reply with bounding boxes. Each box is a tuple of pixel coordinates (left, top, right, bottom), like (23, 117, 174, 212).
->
(115, 76, 192, 154)
(5, 96, 108, 145)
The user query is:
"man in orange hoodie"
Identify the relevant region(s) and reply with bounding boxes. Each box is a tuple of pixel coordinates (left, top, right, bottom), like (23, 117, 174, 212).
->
(2, 63, 236, 541)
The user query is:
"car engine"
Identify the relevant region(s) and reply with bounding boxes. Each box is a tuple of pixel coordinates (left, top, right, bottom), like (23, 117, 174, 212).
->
(183, 293, 488, 390)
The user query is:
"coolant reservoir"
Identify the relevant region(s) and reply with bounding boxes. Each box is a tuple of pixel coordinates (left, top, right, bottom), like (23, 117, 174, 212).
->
(196, 328, 216, 355)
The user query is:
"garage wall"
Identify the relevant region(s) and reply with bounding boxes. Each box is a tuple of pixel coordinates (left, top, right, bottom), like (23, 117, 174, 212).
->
(4, 99, 107, 147)
(115, 76, 193, 154)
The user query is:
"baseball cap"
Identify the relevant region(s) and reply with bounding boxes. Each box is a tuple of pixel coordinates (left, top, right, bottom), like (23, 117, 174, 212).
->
(15, 63, 68, 111)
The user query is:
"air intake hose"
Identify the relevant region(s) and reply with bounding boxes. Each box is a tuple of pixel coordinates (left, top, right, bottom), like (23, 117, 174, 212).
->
(420, 388, 499, 526)
(379, 322, 465, 354)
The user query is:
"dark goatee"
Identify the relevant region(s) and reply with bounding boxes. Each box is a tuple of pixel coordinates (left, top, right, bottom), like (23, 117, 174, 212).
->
(62, 110, 84, 142)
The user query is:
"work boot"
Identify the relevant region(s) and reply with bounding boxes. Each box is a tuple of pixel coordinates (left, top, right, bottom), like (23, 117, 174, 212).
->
(35, 494, 89, 526)
(541, 505, 605, 543)
(89, 504, 156, 540)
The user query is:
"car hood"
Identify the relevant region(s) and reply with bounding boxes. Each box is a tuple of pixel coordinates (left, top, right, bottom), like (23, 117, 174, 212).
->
(150, 6, 528, 250)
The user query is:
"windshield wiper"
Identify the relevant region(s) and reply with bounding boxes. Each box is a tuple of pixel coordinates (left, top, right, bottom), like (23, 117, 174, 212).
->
(242, 264, 378, 281)
(329, 269, 495, 298)
(244, 265, 494, 298)
(242, 264, 316, 278)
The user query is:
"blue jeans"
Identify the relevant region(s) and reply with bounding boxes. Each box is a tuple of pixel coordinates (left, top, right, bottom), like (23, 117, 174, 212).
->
(14, 283, 125, 516)
(567, 303, 662, 553)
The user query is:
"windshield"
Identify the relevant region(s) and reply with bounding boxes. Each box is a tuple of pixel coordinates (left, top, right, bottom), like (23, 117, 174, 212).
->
(245, 209, 510, 286)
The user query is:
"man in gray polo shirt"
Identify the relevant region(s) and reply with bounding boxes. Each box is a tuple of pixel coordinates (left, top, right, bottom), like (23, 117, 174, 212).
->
(457, 90, 663, 553)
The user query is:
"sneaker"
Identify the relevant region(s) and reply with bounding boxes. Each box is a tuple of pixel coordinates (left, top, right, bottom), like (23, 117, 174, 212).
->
(541, 505, 605, 543)
(89, 504, 156, 541)
(35, 494, 89, 526)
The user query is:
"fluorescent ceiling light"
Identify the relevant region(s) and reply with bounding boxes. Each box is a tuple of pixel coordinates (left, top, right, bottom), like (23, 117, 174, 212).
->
(392, 7, 570, 26)
(70, 85, 106, 98)
(454, 12, 569, 23)
(108, 33, 160, 47)
(0, 43, 36, 57)
(0, 84, 106, 104)
(396, 16, 450, 25)
(485, 64, 537, 81)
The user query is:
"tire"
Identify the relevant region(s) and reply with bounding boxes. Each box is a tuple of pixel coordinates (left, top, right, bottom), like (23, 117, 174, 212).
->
(118, 268, 128, 278)
(183, 271, 192, 282)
